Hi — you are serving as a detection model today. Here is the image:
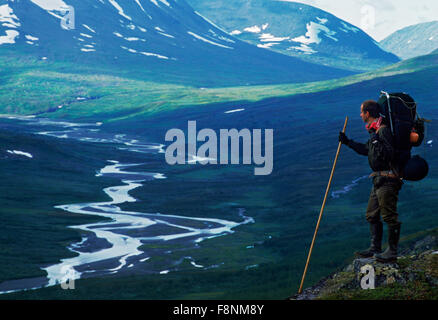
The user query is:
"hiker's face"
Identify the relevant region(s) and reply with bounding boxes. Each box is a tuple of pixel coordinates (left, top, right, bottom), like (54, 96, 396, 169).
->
(360, 105, 369, 123)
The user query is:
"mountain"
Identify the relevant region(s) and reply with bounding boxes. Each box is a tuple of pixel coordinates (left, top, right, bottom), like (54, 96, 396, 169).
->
(0, 0, 353, 86)
(380, 21, 438, 60)
(185, 0, 400, 72)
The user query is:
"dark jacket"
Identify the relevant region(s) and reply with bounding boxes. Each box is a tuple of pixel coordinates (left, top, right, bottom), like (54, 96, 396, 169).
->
(347, 126, 397, 173)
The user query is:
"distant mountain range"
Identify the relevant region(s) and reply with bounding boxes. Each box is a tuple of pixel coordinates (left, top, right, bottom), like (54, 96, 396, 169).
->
(380, 21, 438, 60)
(0, 0, 353, 86)
(185, 0, 399, 72)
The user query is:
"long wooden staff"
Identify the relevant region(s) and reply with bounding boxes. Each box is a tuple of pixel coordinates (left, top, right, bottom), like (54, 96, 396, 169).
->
(297, 116, 348, 295)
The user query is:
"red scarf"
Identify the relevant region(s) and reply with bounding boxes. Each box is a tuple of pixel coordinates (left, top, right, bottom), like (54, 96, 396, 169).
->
(366, 117, 383, 132)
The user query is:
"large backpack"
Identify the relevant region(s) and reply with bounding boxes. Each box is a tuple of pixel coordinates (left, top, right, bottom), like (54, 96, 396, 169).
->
(377, 91, 428, 181)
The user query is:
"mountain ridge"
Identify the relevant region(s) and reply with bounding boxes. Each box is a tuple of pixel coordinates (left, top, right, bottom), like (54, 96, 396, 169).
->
(185, 0, 399, 72)
(380, 21, 438, 60)
(0, 0, 353, 86)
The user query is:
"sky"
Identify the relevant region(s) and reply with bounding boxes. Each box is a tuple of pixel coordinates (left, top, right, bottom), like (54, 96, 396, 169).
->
(281, 0, 438, 41)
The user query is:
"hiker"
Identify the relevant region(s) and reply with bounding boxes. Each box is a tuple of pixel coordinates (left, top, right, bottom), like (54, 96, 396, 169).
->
(338, 100, 403, 263)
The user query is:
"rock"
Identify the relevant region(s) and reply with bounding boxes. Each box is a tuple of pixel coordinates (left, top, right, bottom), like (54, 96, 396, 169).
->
(292, 230, 438, 300)
(347, 258, 406, 288)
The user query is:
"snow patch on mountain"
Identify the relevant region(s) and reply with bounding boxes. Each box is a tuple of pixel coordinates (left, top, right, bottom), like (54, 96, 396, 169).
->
(30, 0, 69, 11)
(121, 46, 137, 53)
(244, 25, 261, 33)
(258, 43, 276, 49)
(188, 31, 233, 49)
(139, 51, 169, 59)
(227, 23, 270, 37)
(120, 44, 171, 60)
(25, 34, 38, 45)
(158, 32, 174, 38)
(257, 43, 278, 49)
(228, 18, 338, 56)
(0, 3, 21, 45)
(208, 29, 235, 43)
(135, 0, 146, 12)
(340, 21, 359, 33)
(25, 35, 39, 41)
(260, 33, 289, 42)
(217, 35, 234, 43)
(155, 27, 174, 38)
(83, 24, 96, 33)
(28, 0, 74, 27)
(108, 0, 132, 21)
(0, 4, 20, 28)
(255, 31, 289, 49)
(292, 20, 338, 45)
(150, 0, 171, 8)
(0, 29, 19, 45)
(230, 30, 242, 35)
(80, 33, 93, 39)
(124, 37, 144, 42)
(288, 43, 316, 55)
(194, 11, 229, 35)
(246, 23, 268, 34)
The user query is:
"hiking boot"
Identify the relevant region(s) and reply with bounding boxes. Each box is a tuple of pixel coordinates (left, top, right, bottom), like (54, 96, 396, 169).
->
(375, 223, 401, 263)
(355, 221, 383, 258)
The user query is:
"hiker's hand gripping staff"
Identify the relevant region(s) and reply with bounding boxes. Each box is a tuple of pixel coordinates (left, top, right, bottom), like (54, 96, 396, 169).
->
(339, 131, 350, 145)
(297, 116, 348, 295)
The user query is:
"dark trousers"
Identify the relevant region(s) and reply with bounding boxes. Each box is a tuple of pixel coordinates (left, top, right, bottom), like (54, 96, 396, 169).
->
(366, 178, 402, 227)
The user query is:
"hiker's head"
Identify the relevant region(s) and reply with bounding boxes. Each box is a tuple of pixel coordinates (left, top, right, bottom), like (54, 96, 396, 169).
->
(361, 100, 380, 123)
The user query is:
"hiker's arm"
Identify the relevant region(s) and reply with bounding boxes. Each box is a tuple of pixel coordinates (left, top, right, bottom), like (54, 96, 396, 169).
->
(339, 132, 368, 156)
(347, 140, 369, 156)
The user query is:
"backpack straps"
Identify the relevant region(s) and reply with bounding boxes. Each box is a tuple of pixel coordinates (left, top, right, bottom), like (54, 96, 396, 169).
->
(381, 91, 395, 136)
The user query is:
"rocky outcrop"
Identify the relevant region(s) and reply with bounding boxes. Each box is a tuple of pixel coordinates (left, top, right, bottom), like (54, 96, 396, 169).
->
(291, 230, 438, 300)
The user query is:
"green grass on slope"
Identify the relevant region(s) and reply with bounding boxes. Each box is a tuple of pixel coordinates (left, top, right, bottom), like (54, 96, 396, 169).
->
(0, 51, 437, 300)
(0, 50, 437, 121)
(2, 107, 437, 299)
